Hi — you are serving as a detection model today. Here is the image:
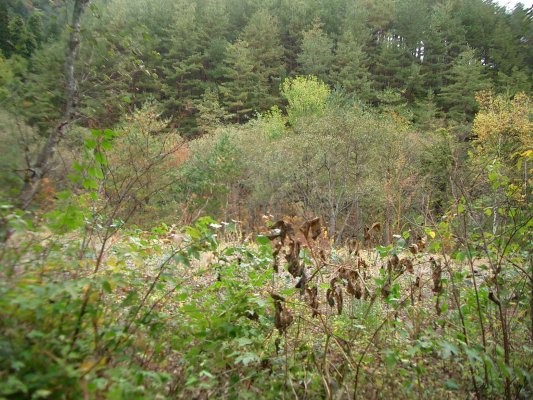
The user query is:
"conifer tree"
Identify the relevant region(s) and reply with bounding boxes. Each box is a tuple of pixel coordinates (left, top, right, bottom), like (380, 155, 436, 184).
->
(422, 2, 467, 94)
(333, 31, 373, 102)
(297, 18, 334, 83)
(0, 3, 10, 57)
(240, 9, 285, 89)
(221, 9, 285, 120)
(220, 39, 262, 121)
(439, 49, 490, 121)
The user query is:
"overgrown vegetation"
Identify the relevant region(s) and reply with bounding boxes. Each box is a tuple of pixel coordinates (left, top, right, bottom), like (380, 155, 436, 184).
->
(0, 0, 532, 399)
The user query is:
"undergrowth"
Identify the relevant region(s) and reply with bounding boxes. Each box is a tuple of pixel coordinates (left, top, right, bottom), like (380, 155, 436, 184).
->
(0, 209, 531, 399)
(0, 128, 531, 400)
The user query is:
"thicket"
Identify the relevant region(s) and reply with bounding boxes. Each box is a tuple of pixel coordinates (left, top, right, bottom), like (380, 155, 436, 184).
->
(0, 132, 531, 397)
(0, 0, 532, 399)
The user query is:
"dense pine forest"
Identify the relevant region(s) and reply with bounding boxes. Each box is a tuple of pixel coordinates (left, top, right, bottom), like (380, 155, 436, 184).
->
(0, 0, 532, 399)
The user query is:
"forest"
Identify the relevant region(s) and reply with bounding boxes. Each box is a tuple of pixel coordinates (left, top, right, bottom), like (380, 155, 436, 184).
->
(0, 0, 532, 398)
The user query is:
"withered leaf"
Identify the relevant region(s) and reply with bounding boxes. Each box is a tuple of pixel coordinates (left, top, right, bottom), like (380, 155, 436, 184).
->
(354, 281, 362, 299)
(306, 286, 319, 317)
(390, 254, 400, 271)
(286, 240, 304, 277)
(270, 220, 293, 242)
(244, 310, 259, 321)
(310, 218, 321, 240)
(416, 235, 426, 251)
(347, 238, 360, 255)
(326, 288, 335, 307)
(334, 286, 343, 315)
(346, 280, 356, 295)
(347, 280, 362, 299)
(273, 258, 280, 273)
(386, 259, 393, 274)
(381, 277, 391, 298)
(300, 217, 321, 240)
(295, 273, 307, 290)
(272, 241, 282, 272)
(270, 220, 286, 230)
(271, 293, 285, 302)
(430, 257, 443, 294)
(267, 229, 282, 240)
(260, 358, 273, 373)
(364, 222, 381, 243)
(279, 309, 293, 333)
(338, 267, 348, 280)
(271, 293, 293, 334)
(358, 258, 369, 270)
(401, 258, 414, 274)
(285, 240, 300, 278)
(408, 243, 418, 255)
(489, 291, 501, 306)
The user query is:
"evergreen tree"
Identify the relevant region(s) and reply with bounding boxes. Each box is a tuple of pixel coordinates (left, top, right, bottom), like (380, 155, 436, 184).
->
(315, 0, 347, 37)
(196, 0, 230, 41)
(508, 4, 533, 83)
(413, 89, 440, 129)
(160, 1, 207, 129)
(19, 41, 65, 134)
(393, 0, 429, 49)
(221, 9, 285, 120)
(421, 2, 467, 94)
(220, 39, 262, 121)
(456, 0, 519, 77)
(275, 0, 317, 71)
(297, 18, 334, 83)
(27, 12, 43, 47)
(196, 87, 228, 134)
(438, 49, 490, 121)
(497, 66, 532, 96)
(370, 35, 413, 94)
(7, 15, 36, 58)
(0, 3, 10, 57)
(240, 9, 285, 89)
(333, 31, 373, 102)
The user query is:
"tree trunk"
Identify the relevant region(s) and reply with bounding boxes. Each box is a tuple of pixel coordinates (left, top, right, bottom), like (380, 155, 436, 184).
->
(19, 0, 91, 210)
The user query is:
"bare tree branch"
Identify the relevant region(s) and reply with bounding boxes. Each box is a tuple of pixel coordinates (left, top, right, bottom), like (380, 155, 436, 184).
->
(19, 0, 91, 210)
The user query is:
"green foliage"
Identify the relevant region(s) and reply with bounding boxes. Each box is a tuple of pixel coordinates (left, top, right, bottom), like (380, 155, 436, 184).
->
(1, 3, 532, 397)
(256, 105, 286, 139)
(15, 40, 66, 134)
(1, 204, 285, 399)
(297, 18, 334, 82)
(99, 103, 184, 226)
(0, 109, 42, 202)
(1, 158, 532, 399)
(281, 75, 330, 126)
(4, 0, 530, 134)
(44, 191, 88, 234)
(221, 39, 263, 121)
(419, 128, 456, 214)
(333, 32, 373, 102)
(235, 91, 431, 241)
(176, 129, 244, 218)
(196, 87, 228, 134)
(438, 49, 491, 121)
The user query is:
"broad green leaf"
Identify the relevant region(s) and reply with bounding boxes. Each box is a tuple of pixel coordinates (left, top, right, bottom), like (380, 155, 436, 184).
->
(234, 352, 260, 366)
(444, 379, 459, 390)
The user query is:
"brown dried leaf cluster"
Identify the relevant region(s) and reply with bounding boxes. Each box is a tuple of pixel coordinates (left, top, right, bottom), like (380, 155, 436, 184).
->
(271, 293, 293, 334)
